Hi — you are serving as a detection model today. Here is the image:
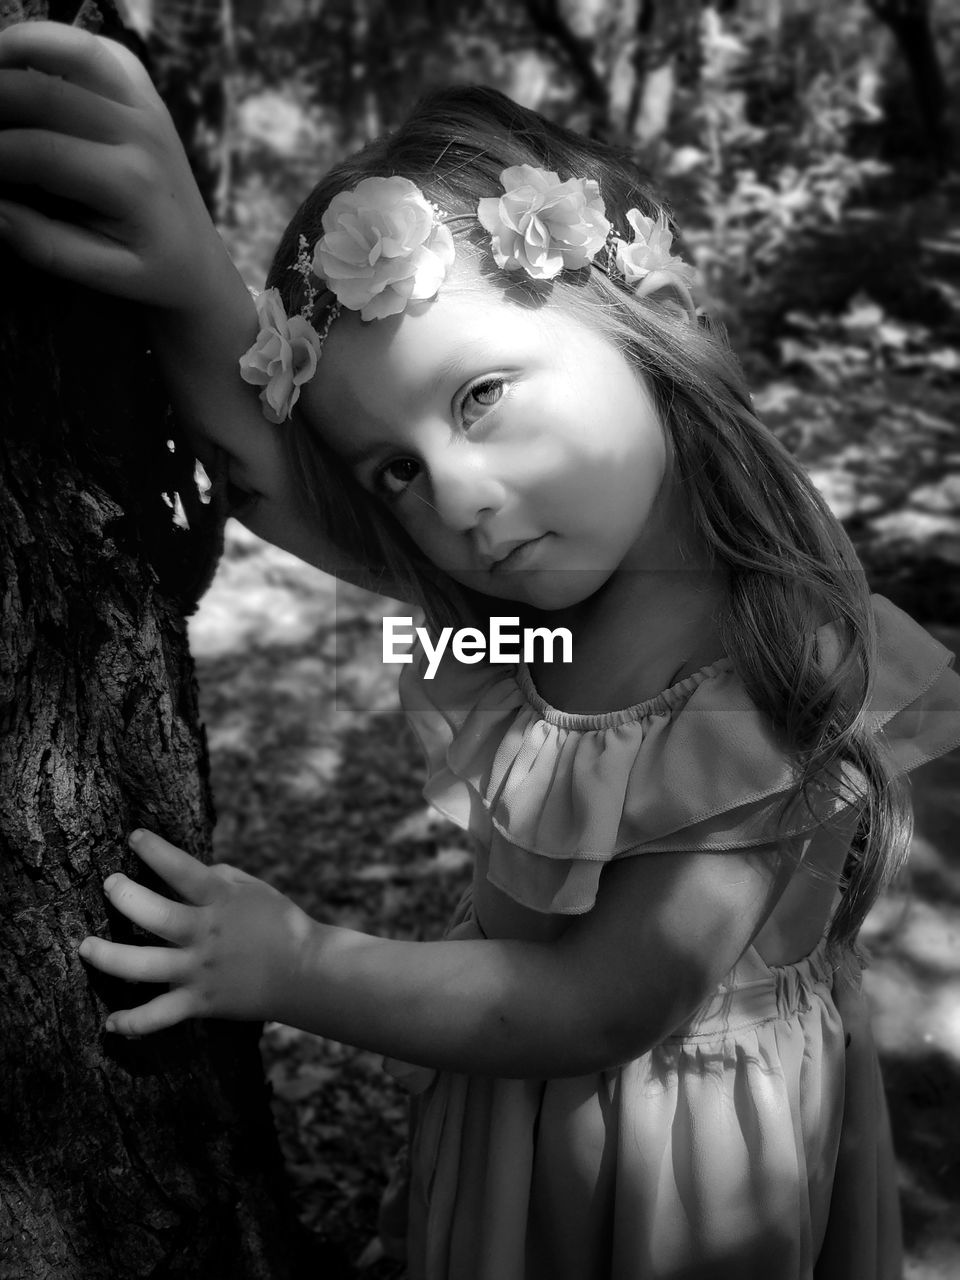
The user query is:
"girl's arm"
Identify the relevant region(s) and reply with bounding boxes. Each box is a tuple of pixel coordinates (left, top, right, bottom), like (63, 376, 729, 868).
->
(79, 829, 789, 1078)
(0, 22, 368, 584)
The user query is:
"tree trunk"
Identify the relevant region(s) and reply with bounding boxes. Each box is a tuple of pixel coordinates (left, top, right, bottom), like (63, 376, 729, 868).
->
(523, 0, 610, 136)
(145, 0, 231, 217)
(867, 0, 950, 170)
(625, 0, 699, 147)
(0, 6, 326, 1276)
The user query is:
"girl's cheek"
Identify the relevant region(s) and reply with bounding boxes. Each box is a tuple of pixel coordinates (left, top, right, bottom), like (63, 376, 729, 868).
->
(395, 511, 447, 565)
(394, 502, 431, 544)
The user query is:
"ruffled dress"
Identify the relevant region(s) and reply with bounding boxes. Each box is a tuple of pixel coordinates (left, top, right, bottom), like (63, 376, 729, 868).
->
(382, 595, 960, 1280)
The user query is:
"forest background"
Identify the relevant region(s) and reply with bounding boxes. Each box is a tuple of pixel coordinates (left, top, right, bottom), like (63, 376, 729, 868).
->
(120, 0, 960, 1275)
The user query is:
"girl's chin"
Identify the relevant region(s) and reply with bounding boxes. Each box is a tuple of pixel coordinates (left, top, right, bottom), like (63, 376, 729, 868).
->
(468, 569, 616, 613)
(526, 572, 614, 610)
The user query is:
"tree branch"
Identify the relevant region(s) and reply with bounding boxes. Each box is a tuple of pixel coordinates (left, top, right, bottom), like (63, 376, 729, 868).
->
(523, 0, 609, 130)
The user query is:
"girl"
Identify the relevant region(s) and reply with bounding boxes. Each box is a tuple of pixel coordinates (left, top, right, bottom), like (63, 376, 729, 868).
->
(1, 22, 958, 1279)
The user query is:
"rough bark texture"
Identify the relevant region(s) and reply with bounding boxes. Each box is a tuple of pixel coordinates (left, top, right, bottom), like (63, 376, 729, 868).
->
(0, 8, 324, 1277)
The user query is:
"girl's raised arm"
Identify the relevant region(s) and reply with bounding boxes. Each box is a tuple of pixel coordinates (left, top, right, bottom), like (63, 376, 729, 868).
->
(0, 21, 361, 582)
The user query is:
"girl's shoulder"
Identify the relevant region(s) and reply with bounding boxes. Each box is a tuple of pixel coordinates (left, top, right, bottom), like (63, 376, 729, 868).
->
(399, 596, 960, 916)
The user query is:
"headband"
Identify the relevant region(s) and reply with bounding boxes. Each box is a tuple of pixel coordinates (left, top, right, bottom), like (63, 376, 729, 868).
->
(239, 165, 699, 424)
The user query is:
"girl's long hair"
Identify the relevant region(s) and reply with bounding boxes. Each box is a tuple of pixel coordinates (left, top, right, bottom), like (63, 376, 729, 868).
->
(267, 86, 912, 951)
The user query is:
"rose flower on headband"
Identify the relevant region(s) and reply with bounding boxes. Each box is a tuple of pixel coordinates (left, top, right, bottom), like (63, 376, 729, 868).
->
(239, 287, 323, 424)
(238, 170, 700, 423)
(613, 209, 699, 303)
(477, 165, 611, 280)
(313, 176, 456, 321)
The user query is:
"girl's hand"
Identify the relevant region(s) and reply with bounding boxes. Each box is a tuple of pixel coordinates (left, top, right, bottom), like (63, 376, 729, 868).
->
(0, 21, 233, 311)
(79, 830, 316, 1036)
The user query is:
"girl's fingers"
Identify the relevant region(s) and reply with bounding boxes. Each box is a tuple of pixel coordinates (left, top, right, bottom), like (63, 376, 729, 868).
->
(0, 67, 132, 142)
(127, 830, 222, 907)
(0, 22, 151, 106)
(78, 937, 193, 986)
(0, 199, 143, 292)
(104, 987, 198, 1038)
(0, 130, 130, 211)
(103, 872, 196, 945)
(209, 862, 260, 887)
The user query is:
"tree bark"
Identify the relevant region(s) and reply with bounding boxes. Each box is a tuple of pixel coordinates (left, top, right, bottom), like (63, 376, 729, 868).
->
(0, 5, 325, 1276)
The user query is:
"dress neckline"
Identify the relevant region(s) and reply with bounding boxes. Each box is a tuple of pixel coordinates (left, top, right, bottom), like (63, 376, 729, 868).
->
(514, 656, 736, 731)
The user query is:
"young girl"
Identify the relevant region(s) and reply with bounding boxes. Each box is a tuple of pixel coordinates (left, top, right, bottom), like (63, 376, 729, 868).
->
(1, 22, 958, 1279)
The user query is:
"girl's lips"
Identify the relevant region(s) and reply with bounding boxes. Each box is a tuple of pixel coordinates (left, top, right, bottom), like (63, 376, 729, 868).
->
(489, 534, 550, 573)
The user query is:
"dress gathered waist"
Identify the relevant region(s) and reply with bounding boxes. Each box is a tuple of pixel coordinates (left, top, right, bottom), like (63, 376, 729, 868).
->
(666, 934, 853, 1040)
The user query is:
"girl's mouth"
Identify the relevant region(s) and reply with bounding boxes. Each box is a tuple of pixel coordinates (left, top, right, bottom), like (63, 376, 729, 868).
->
(489, 535, 550, 573)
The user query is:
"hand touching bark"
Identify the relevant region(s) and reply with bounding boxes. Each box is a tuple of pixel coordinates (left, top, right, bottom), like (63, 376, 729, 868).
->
(80, 830, 317, 1036)
(0, 21, 235, 312)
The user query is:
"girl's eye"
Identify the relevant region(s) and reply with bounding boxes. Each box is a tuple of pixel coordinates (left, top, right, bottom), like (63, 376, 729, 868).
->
(460, 377, 505, 426)
(375, 457, 420, 499)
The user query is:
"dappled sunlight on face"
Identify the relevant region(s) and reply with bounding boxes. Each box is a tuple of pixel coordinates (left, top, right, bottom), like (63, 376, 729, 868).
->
(298, 267, 669, 613)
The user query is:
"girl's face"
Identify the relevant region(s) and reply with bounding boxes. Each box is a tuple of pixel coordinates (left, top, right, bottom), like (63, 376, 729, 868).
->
(300, 276, 670, 612)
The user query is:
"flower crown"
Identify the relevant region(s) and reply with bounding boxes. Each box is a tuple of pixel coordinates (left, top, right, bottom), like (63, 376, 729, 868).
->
(239, 165, 698, 423)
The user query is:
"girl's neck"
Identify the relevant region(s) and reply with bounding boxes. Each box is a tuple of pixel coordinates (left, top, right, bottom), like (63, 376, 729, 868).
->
(520, 485, 729, 715)
(524, 564, 728, 716)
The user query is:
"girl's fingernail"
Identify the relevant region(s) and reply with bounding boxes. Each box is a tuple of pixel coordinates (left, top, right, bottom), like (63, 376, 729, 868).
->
(78, 939, 91, 959)
(103, 874, 119, 892)
(129, 829, 144, 847)
(104, 1018, 117, 1034)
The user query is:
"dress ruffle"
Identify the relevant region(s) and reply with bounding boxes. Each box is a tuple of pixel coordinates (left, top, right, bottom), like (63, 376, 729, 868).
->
(400, 595, 960, 916)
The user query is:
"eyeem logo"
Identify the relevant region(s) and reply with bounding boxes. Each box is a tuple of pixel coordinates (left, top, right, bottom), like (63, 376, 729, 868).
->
(383, 616, 573, 680)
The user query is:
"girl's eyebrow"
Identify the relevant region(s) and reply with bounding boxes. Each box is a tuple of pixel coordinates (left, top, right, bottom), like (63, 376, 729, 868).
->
(428, 340, 496, 398)
(341, 341, 498, 467)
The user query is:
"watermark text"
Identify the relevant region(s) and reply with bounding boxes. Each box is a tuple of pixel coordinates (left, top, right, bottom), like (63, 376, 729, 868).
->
(383, 616, 573, 679)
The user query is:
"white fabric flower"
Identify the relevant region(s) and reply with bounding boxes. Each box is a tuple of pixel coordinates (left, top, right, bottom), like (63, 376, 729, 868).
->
(613, 209, 699, 295)
(477, 165, 611, 280)
(312, 176, 456, 321)
(238, 288, 322, 424)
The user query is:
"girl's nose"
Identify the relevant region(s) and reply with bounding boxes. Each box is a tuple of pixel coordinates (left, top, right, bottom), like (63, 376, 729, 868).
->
(429, 453, 507, 532)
